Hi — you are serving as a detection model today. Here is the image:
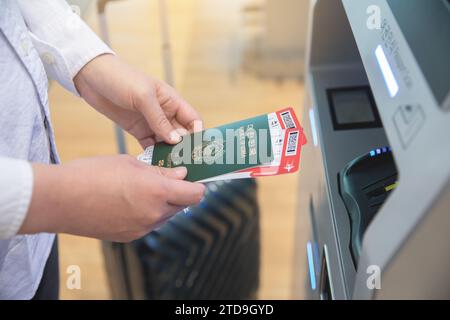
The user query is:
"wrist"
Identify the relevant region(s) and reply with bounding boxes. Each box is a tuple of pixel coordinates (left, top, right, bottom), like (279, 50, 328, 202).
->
(19, 164, 69, 235)
(73, 53, 116, 97)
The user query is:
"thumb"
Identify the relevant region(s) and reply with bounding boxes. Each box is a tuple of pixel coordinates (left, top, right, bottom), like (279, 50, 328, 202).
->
(153, 166, 187, 180)
(139, 93, 181, 144)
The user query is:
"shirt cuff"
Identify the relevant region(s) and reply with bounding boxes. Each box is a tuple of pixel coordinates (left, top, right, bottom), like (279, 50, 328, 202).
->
(0, 158, 34, 239)
(19, 0, 114, 95)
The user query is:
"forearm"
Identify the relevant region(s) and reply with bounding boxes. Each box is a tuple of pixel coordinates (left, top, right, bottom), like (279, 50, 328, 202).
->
(74, 54, 135, 109)
(18, 163, 88, 235)
(16, 155, 203, 242)
(73, 54, 148, 133)
(19, 160, 122, 238)
(74, 61, 131, 125)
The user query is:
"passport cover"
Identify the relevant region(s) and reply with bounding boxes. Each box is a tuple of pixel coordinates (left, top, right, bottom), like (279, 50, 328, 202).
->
(138, 107, 306, 182)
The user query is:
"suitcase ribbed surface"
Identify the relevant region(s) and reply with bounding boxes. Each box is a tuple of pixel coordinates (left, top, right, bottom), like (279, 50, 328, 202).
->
(133, 179, 260, 299)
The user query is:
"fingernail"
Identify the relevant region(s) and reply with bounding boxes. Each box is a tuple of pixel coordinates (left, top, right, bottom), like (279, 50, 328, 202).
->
(177, 127, 189, 136)
(174, 166, 187, 178)
(170, 132, 181, 143)
(191, 120, 203, 132)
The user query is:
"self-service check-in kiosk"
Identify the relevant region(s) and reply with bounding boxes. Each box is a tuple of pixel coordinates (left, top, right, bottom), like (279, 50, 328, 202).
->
(294, 0, 450, 299)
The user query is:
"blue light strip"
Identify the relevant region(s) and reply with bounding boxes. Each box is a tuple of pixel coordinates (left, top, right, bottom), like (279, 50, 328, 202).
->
(375, 45, 399, 97)
(306, 241, 317, 290)
(370, 146, 392, 157)
(309, 108, 318, 147)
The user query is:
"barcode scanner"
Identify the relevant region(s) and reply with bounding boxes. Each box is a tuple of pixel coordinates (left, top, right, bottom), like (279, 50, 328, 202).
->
(338, 147, 398, 266)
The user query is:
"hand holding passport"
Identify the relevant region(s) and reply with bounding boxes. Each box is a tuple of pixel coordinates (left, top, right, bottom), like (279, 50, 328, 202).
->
(138, 108, 306, 182)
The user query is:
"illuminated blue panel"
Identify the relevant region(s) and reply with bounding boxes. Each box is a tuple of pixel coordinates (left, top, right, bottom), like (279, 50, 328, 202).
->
(375, 45, 399, 98)
(370, 150, 376, 157)
(307, 241, 317, 290)
(309, 108, 319, 147)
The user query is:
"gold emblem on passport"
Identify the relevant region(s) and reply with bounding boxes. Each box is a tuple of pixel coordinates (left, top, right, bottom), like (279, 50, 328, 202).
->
(192, 139, 225, 164)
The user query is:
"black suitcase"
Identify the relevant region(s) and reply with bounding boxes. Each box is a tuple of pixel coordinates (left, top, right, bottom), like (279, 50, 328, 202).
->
(102, 179, 260, 299)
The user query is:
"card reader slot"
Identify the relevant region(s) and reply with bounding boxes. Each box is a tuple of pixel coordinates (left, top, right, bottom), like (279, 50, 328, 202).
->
(367, 191, 388, 205)
(362, 173, 397, 191)
(366, 187, 386, 198)
(339, 150, 398, 265)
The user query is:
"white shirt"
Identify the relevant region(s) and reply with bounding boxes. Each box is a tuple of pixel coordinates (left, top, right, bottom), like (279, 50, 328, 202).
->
(0, 0, 112, 299)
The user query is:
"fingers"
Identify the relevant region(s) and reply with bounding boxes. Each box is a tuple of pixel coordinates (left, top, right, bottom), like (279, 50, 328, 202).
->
(152, 216, 172, 230)
(171, 119, 189, 136)
(153, 205, 188, 229)
(138, 136, 157, 149)
(159, 204, 186, 221)
(173, 99, 203, 132)
(145, 165, 204, 206)
(158, 82, 203, 133)
(137, 90, 181, 144)
(152, 166, 187, 180)
(165, 179, 205, 207)
(135, 81, 202, 145)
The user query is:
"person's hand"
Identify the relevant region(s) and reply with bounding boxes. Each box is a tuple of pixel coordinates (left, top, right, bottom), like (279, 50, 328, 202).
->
(19, 155, 205, 242)
(74, 54, 202, 148)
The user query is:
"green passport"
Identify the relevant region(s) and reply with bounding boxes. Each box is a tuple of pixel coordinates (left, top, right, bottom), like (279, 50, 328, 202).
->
(138, 108, 305, 182)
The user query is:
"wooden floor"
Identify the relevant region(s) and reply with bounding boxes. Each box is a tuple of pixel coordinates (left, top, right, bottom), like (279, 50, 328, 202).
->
(49, 0, 307, 299)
